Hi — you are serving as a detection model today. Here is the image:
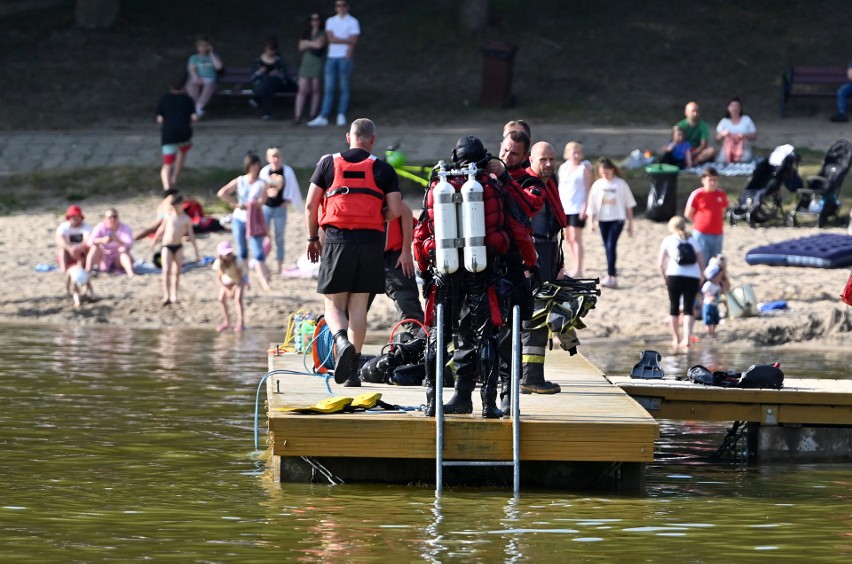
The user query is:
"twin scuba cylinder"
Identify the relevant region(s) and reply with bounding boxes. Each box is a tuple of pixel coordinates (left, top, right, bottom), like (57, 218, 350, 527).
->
(432, 161, 487, 274)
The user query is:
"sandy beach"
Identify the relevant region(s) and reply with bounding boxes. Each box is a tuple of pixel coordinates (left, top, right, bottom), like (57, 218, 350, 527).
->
(4, 191, 851, 349)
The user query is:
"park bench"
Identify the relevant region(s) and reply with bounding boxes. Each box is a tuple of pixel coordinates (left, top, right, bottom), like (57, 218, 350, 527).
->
(214, 66, 298, 101)
(779, 66, 848, 117)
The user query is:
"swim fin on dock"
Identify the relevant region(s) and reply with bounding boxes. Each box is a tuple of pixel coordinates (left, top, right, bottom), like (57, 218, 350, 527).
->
(630, 350, 665, 379)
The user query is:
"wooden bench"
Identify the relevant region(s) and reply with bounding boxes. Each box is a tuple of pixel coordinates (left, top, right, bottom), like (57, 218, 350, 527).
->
(779, 66, 848, 117)
(214, 66, 298, 100)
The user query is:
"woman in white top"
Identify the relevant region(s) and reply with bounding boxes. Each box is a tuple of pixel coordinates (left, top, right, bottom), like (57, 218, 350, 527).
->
(658, 216, 706, 350)
(558, 142, 593, 277)
(218, 153, 277, 291)
(715, 97, 757, 163)
(586, 157, 636, 289)
(259, 146, 304, 275)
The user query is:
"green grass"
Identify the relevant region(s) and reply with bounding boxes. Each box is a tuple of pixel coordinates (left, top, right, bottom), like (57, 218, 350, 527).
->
(0, 0, 847, 130)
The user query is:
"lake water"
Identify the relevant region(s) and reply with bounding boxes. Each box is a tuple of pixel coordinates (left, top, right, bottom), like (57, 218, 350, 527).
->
(1, 324, 850, 560)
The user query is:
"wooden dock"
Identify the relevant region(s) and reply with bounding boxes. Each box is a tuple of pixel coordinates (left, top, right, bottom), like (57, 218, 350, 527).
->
(607, 376, 852, 425)
(607, 375, 852, 462)
(265, 347, 659, 491)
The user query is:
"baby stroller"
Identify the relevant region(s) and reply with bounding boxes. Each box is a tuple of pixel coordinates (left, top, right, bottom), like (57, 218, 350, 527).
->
(727, 144, 802, 227)
(786, 139, 852, 228)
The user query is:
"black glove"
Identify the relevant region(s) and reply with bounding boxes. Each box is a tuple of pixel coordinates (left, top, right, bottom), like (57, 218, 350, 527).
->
(527, 265, 543, 290)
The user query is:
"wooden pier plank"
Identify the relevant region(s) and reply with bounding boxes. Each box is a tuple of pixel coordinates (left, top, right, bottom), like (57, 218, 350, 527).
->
(608, 376, 852, 425)
(266, 347, 658, 464)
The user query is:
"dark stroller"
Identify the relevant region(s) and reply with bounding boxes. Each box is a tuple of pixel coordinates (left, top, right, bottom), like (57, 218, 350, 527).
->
(786, 139, 852, 228)
(726, 144, 802, 227)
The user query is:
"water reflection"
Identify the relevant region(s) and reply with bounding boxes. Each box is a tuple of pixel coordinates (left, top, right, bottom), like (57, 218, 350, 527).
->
(1, 324, 851, 560)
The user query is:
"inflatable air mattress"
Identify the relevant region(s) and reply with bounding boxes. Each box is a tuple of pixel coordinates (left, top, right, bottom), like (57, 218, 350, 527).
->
(745, 233, 852, 268)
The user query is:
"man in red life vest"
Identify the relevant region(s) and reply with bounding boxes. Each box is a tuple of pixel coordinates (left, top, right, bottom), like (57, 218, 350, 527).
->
(305, 118, 403, 386)
(520, 142, 569, 394)
(414, 136, 531, 418)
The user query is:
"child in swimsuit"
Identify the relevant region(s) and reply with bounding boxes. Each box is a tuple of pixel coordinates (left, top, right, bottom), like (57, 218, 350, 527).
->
(65, 264, 94, 309)
(213, 240, 248, 332)
(152, 193, 200, 305)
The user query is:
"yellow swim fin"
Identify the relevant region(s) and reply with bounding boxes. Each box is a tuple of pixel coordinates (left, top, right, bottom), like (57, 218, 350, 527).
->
(280, 396, 354, 414)
(350, 392, 383, 410)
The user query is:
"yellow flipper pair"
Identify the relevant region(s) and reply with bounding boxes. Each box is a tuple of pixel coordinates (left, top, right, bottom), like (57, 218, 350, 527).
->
(279, 392, 389, 414)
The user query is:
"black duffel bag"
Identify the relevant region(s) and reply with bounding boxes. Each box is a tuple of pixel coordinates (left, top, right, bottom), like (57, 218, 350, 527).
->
(737, 363, 784, 389)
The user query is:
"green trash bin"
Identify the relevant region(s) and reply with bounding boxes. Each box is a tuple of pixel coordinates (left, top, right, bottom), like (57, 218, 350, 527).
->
(644, 163, 679, 222)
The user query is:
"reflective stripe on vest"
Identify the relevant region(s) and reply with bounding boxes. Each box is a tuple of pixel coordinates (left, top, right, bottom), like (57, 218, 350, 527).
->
(320, 153, 385, 231)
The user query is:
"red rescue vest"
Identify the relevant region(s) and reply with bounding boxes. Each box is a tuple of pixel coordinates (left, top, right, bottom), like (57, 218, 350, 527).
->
(385, 215, 416, 252)
(320, 153, 385, 231)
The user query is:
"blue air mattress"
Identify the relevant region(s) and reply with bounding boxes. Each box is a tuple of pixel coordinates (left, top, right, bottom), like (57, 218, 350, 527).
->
(745, 233, 852, 268)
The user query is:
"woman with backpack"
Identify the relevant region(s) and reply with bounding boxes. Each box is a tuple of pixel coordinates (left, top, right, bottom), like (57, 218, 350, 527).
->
(659, 216, 706, 350)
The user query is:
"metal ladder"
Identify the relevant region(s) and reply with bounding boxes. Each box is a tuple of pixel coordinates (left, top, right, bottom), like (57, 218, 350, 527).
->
(435, 304, 521, 495)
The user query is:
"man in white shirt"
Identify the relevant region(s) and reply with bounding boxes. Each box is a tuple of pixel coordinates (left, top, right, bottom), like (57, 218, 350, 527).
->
(307, 1, 360, 128)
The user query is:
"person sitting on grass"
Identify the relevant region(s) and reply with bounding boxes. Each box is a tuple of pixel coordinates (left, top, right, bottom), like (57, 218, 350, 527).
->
(151, 194, 200, 306)
(676, 101, 716, 165)
(660, 126, 693, 170)
(213, 241, 247, 333)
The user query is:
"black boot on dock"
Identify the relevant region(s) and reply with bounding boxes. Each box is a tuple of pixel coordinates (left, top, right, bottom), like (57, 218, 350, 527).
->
(481, 386, 502, 419)
(443, 389, 473, 414)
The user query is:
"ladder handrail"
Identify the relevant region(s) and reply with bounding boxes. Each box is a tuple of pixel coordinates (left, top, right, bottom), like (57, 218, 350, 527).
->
(435, 304, 521, 496)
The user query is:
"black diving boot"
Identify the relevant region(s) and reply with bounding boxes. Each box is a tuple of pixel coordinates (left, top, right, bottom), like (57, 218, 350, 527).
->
(343, 353, 362, 387)
(425, 386, 436, 417)
(499, 387, 511, 417)
(443, 388, 474, 414)
(481, 386, 503, 419)
(333, 330, 356, 384)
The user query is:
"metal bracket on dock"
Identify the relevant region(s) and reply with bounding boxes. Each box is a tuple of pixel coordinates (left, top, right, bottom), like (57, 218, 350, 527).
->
(761, 405, 779, 426)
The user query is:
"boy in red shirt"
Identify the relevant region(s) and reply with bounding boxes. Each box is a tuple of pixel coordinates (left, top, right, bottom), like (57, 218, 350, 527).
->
(684, 167, 728, 261)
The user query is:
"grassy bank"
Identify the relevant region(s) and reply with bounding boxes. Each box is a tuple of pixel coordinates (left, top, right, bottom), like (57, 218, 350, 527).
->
(0, 0, 848, 130)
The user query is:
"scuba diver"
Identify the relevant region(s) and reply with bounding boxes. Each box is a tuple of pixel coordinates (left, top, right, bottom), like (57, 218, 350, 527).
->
(413, 136, 537, 418)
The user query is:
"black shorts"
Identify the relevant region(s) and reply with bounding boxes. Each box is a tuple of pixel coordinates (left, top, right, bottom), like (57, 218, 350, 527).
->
(566, 214, 586, 228)
(317, 238, 385, 294)
(666, 275, 701, 316)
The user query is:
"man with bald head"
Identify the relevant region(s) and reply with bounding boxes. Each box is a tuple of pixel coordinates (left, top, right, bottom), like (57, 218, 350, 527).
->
(305, 117, 403, 387)
(515, 141, 569, 396)
(676, 102, 716, 165)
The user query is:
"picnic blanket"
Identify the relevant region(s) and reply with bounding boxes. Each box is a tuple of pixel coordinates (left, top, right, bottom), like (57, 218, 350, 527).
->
(682, 161, 757, 177)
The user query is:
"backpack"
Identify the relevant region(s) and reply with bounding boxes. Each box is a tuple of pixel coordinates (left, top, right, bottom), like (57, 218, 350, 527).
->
(675, 239, 697, 266)
(738, 363, 784, 389)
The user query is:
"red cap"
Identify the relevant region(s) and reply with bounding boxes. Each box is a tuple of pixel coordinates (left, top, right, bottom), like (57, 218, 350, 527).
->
(65, 205, 84, 220)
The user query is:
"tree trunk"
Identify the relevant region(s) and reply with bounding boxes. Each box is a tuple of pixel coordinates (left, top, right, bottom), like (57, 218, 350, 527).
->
(75, 0, 120, 30)
(459, 0, 489, 32)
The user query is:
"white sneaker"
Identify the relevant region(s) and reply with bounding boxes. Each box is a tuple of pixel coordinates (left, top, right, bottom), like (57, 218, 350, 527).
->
(307, 115, 328, 127)
(195, 106, 204, 118)
(336, 113, 347, 127)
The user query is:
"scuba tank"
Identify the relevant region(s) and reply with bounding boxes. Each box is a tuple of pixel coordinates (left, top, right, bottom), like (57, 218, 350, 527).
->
(460, 163, 487, 273)
(432, 161, 460, 274)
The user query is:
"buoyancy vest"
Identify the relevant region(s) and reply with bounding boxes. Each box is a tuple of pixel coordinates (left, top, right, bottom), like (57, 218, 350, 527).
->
(320, 153, 385, 231)
(413, 171, 510, 274)
(524, 168, 568, 239)
(385, 215, 416, 253)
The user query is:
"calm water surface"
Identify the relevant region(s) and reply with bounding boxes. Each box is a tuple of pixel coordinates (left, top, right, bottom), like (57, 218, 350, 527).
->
(1, 324, 850, 561)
